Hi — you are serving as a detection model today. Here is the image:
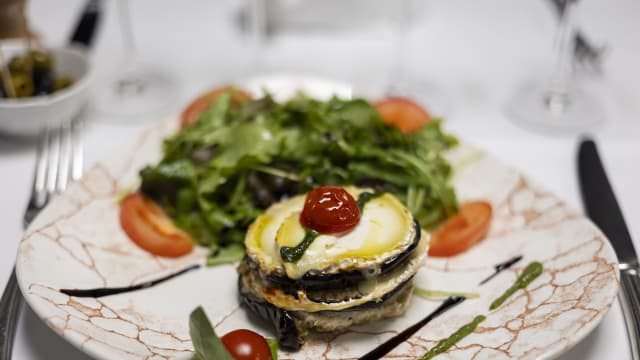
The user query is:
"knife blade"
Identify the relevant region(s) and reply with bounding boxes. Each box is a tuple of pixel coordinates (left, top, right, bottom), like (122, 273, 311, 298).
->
(578, 138, 640, 360)
(578, 139, 637, 265)
(69, 0, 102, 48)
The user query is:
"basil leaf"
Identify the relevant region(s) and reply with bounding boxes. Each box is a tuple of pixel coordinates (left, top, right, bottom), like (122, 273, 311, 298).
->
(266, 338, 279, 360)
(189, 306, 234, 360)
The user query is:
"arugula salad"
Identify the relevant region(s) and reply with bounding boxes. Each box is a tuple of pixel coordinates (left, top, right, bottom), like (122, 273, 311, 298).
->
(134, 89, 458, 263)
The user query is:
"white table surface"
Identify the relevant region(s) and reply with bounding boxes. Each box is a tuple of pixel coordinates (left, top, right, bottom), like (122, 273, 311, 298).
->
(1, 0, 639, 359)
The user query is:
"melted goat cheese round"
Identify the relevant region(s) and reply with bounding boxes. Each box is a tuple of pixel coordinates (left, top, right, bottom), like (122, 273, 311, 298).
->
(244, 187, 417, 279)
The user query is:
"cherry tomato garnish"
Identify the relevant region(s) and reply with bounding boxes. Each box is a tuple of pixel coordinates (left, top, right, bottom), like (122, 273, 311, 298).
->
(373, 96, 432, 133)
(300, 186, 361, 234)
(119, 192, 194, 257)
(180, 86, 252, 128)
(428, 201, 492, 257)
(221, 329, 272, 360)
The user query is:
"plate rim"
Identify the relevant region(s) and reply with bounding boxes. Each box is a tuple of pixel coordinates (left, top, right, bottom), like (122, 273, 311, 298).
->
(16, 74, 621, 360)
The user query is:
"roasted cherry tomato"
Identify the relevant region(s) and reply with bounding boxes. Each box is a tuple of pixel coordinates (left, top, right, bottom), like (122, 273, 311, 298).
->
(180, 86, 252, 128)
(119, 192, 194, 257)
(373, 96, 432, 133)
(300, 186, 360, 234)
(428, 201, 492, 257)
(221, 329, 272, 360)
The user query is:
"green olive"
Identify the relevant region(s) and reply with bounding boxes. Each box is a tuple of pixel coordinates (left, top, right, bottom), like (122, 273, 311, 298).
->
(11, 73, 34, 98)
(28, 50, 53, 72)
(53, 76, 73, 91)
(8, 56, 27, 74)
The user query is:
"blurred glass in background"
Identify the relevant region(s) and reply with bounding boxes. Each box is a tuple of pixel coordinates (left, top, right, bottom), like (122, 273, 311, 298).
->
(93, 0, 177, 119)
(244, 0, 450, 116)
(506, 0, 605, 135)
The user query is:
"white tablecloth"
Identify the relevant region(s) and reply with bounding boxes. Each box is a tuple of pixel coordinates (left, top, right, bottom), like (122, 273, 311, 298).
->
(1, 0, 639, 359)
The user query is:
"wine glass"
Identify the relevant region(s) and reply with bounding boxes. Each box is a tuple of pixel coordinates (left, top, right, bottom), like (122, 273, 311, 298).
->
(506, 0, 604, 134)
(246, 0, 267, 75)
(385, 0, 450, 117)
(94, 0, 177, 119)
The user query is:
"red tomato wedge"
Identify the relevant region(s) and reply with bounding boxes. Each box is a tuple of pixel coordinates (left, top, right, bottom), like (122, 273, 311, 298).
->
(373, 96, 432, 133)
(180, 86, 252, 128)
(221, 329, 272, 360)
(119, 192, 194, 257)
(428, 201, 492, 257)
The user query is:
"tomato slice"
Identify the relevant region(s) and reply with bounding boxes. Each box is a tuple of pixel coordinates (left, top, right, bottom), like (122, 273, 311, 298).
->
(221, 329, 272, 360)
(180, 86, 252, 128)
(373, 96, 432, 133)
(428, 201, 492, 257)
(119, 192, 194, 257)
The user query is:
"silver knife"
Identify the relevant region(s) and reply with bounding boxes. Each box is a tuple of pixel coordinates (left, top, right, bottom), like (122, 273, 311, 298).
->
(578, 138, 640, 360)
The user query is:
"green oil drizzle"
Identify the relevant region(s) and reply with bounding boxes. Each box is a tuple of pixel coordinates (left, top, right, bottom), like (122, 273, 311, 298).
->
(414, 261, 542, 359)
(280, 228, 319, 263)
(421, 315, 486, 360)
(414, 287, 480, 300)
(489, 261, 543, 311)
(279, 191, 384, 263)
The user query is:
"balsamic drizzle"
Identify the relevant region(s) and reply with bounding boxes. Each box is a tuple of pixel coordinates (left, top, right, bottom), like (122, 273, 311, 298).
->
(60, 264, 201, 298)
(478, 255, 523, 285)
(358, 296, 465, 360)
(358, 255, 524, 360)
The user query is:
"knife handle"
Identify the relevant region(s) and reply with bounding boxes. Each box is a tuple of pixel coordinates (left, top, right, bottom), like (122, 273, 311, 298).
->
(69, 0, 101, 48)
(619, 268, 640, 360)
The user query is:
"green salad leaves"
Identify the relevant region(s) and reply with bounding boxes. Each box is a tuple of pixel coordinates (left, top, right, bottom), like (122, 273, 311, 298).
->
(140, 91, 458, 262)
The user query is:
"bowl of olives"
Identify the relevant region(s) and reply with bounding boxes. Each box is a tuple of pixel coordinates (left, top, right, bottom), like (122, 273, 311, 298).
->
(0, 41, 91, 136)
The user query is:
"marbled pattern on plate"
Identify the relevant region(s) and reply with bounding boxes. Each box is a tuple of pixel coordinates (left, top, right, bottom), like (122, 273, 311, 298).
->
(16, 79, 619, 360)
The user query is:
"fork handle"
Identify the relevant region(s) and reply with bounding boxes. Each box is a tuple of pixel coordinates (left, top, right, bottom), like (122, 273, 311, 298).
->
(619, 268, 640, 360)
(0, 268, 23, 360)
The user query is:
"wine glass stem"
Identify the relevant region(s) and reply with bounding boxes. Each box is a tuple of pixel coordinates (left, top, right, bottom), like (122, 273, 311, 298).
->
(390, 0, 409, 85)
(248, 0, 266, 74)
(546, 0, 575, 115)
(119, 0, 137, 65)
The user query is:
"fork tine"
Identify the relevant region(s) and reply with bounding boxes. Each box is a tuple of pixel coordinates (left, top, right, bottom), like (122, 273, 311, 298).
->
(30, 128, 49, 207)
(56, 121, 72, 192)
(70, 118, 83, 181)
(45, 124, 61, 196)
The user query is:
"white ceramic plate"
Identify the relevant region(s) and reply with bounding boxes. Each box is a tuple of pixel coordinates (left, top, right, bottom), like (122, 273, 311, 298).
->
(16, 76, 619, 360)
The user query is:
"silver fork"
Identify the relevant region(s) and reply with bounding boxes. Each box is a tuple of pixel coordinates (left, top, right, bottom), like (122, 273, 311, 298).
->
(0, 119, 83, 360)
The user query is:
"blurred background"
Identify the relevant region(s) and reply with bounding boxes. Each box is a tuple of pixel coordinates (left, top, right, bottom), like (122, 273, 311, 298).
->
(2, 0, 639, 134)
(0, 0, 639, 359)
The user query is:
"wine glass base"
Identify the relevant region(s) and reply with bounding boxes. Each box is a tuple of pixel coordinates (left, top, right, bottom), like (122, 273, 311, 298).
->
(94, 66, 177, 120)
(387, 79, 450, 118)
(506, 83, 605, 135)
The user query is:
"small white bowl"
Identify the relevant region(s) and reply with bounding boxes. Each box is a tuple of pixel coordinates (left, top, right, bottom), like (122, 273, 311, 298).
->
(0, 41, 91, 137)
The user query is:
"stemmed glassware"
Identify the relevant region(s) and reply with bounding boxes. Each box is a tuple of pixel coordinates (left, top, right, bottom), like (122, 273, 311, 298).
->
(94, 0, 176, 118)
(246, 0, 267, 76)
(385, 0, 449, 117)
(506, 0, 604, 134)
